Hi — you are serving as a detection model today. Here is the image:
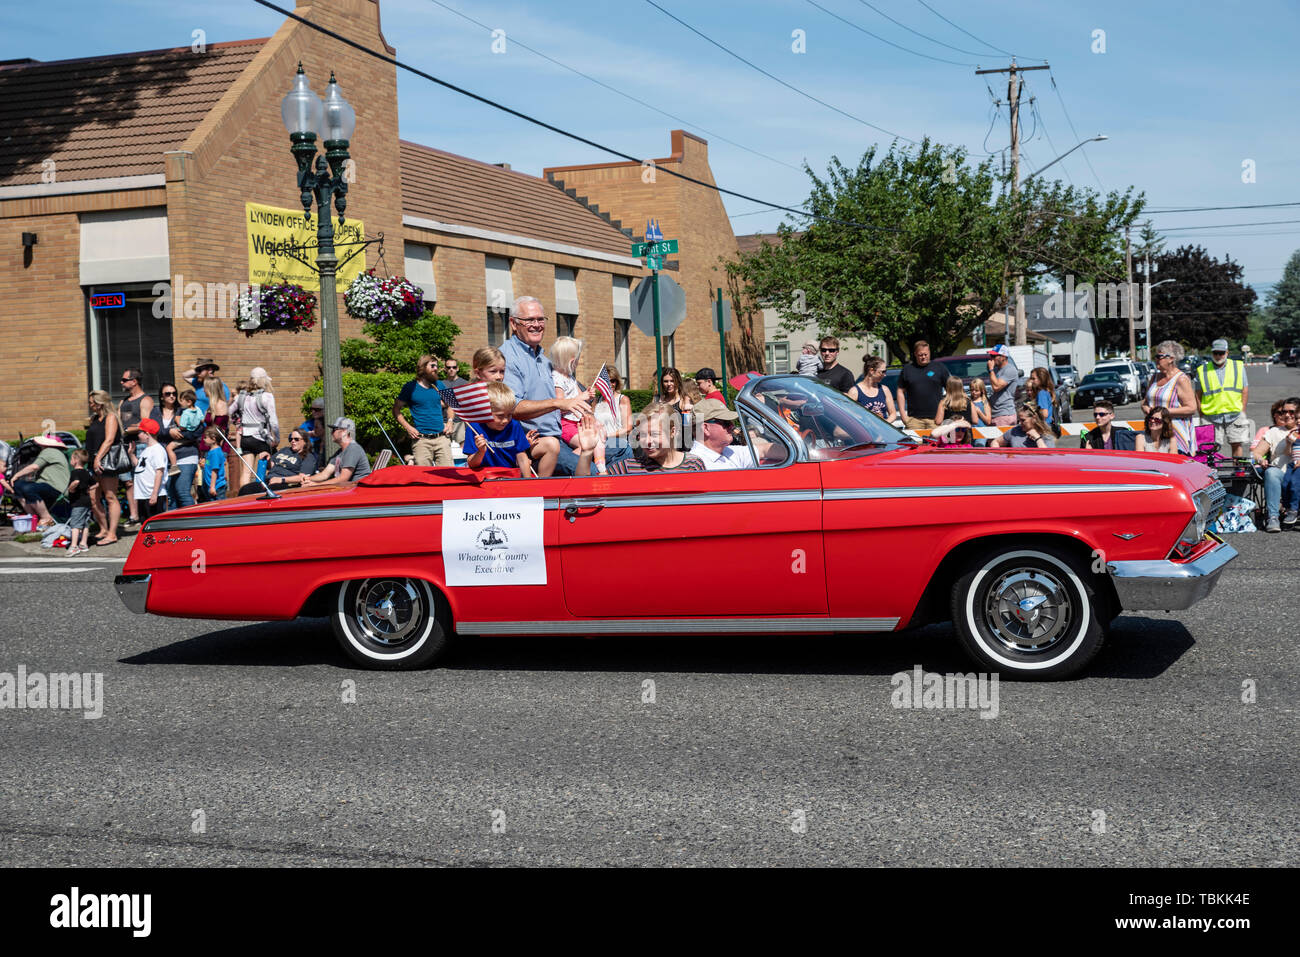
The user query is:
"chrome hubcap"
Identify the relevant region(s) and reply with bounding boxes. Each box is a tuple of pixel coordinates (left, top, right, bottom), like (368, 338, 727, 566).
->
(984, 567, 1072, 654)
(351, 579, 423, 647)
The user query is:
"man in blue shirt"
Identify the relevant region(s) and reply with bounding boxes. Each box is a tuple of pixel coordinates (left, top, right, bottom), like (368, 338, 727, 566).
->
(500, 296, 591, 476)
(394, 354, 454, 466)
(183, 357, 231, 414)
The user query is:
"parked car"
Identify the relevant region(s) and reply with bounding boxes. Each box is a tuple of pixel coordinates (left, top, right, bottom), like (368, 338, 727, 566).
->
(1054, 364, 1079, 391)
(1073, 371, 1128, 409)
(1268, 352, 1281, 364)
(115, 375, 1236, 681)
(1093, 359, 1142, 402)
(1286, 348, 1300, 368)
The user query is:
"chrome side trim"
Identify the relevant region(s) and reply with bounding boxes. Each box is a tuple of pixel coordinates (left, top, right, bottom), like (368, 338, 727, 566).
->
(456, 616, 900, 635)
(114, 574, 151, 614)
(823, 483, 1168, 501)
(142, 503, 449, 532)
(558, 488, 820, 510)
(147, 500, 565, 532)
(1107, 540, 1238, 610)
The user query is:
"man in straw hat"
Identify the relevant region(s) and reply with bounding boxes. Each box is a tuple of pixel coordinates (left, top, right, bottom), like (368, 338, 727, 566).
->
(9, 434, 70, 529)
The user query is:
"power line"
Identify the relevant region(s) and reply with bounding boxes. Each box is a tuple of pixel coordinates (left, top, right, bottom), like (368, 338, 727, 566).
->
(1159, 218, 1300, 231)
(803, 0, 977, 66)
(914, 0, 1045, 61)
(643, 0, 916, 143)
(1047, 74, 1104, 190)
(854, 0, 996, 58)
(1147, 201, 1300, 213)
(424, 0, 802, 172)
(250, 0, 896, 232)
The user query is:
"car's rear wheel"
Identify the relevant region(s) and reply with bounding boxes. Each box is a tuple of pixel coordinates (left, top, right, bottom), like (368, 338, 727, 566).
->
(951, 546, 1105, 680)
(331, 577, 449, 670)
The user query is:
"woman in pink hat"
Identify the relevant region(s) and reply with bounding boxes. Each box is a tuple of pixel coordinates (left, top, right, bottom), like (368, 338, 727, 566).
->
(9, 434, 70, 529)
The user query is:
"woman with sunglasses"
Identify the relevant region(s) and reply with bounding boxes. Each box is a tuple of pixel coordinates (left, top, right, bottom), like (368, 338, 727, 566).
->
(151, 384, 201, 508)
(237, 428, 319, 495)
(1250, 398, 1300, 532)
(1143, 341, 1197, 454)
(1136, 406, 1178, 454)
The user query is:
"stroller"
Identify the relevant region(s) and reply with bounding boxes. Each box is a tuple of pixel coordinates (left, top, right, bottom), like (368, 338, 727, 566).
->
(1194, 421, 1265, 521)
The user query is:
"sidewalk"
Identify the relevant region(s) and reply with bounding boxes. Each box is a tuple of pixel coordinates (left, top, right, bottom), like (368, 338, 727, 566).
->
(0, 523, 134, 560)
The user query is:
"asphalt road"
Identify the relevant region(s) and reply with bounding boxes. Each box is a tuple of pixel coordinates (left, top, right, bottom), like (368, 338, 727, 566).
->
(0, 526, 1296, 867)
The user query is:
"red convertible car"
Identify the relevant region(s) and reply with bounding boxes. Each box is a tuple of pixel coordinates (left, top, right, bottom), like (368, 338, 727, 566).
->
(116, 376, 1235, 679)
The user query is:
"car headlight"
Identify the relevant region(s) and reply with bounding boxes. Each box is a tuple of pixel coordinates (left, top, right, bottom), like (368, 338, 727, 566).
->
(1178, 484, 1225, 548)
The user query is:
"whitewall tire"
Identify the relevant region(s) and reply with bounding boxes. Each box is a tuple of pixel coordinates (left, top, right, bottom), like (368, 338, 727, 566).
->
(331, 577, 449, 670)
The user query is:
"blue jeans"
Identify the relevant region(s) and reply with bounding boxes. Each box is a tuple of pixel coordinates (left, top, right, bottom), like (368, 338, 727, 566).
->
(14, 480, 59, 507)
(553, 441, 580, 476)
(1264, 463, 1300, 517)
(169, 462, 197, 508)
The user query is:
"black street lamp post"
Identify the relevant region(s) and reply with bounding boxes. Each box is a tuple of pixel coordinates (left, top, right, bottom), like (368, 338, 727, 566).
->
(281, 63, 355, 458)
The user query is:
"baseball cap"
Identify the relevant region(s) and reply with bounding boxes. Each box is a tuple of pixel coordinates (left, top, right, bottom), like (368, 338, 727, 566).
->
(692, 398, 739, 424)
(693, 367, 718, 382)
(138, 418, 160, 436)
(311, 397, 326, 411)
(990, 343, 1011, 357)
(1211, 338, 1229, 353)
(330, 417, 354, 431)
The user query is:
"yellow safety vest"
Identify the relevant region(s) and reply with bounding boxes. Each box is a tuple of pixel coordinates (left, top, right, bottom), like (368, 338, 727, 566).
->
(1197, 359, 1245, 415)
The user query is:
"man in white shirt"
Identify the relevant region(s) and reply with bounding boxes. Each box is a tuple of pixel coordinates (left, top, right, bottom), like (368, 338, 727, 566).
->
(688, 399, 756, 470)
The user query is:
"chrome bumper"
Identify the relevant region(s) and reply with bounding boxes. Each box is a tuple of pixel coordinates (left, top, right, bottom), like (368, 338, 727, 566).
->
(1107, 539, 1238, 611)
(114, 574, 152, 614)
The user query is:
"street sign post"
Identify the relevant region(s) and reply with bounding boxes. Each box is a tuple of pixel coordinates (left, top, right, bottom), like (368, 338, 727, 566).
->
(645, 254, 664, 271)
(630, 239, 678, 257)
(630, 218, 682, 395)
(714, 288, 731, 398)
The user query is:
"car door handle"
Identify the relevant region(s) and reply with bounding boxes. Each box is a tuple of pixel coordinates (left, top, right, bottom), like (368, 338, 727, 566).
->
(564, 503, 605, 523)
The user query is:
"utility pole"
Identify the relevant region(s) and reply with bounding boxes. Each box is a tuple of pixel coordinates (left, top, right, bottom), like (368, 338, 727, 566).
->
(1125, 224, 1135, 359)
(976, 60, 1049, 346)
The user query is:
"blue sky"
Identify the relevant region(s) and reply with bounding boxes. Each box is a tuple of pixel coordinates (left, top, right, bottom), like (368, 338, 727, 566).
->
(5, 0, 1297, 292)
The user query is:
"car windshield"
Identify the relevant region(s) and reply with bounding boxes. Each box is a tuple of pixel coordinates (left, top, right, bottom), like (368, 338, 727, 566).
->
(1095, 363, 1129, 372)
(1082, 372, 1121, 384)
(936, 356, 994, 379)
(747, 375, 910, 461)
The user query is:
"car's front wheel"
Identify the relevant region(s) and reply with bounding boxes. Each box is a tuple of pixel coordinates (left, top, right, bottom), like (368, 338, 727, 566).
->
(951, 546, 1105, 680)
(331, 577, 449, 670)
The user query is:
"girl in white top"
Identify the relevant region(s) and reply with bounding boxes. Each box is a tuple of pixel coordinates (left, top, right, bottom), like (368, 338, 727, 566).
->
(550, 337, 594, 448)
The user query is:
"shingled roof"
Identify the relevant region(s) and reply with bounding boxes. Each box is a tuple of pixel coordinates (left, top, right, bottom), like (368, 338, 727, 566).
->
(400, 141, 633, 257)
(0, 39, 266, 188)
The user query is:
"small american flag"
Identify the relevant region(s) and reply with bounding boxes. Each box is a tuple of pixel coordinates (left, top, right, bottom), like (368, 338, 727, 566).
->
(592, 364, 616, 408)
(438, 381, 495, 422)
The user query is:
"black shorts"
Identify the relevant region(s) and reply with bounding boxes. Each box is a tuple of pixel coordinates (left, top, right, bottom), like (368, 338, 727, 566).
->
(240, 436, 273, 456)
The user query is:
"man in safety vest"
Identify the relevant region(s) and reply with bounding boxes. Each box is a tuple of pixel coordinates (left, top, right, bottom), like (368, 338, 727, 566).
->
(1196, 338, 1251, 457)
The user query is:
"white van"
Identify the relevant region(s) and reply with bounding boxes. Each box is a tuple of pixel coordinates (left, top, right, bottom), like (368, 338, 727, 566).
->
(1093, 359, 1142, 402)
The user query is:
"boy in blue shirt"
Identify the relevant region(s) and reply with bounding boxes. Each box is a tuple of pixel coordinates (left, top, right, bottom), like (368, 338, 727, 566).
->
(200, 427, 228, 501)
(464, 382, 535, 476)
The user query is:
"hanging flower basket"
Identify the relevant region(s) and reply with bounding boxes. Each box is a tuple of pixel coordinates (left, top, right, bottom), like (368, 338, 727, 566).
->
(344, 269, 426, 326)
(234, 283, 318, 337)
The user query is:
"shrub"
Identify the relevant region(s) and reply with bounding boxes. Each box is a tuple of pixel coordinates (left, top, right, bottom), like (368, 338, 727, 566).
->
(301, 372, 409, 454)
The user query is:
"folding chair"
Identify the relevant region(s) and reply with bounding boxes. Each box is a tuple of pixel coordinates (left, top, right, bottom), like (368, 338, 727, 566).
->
(372, 449, 393, 471)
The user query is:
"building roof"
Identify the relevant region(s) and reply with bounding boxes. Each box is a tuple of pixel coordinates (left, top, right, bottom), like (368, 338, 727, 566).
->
(1023, 292, 1098, 336)
(736, 231, 789, 254)
(0, 40, 267, 188)
(400, 141, 634, 257)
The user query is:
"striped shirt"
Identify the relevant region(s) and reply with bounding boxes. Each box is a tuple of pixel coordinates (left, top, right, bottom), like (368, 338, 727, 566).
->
(607, 453, 707, 474)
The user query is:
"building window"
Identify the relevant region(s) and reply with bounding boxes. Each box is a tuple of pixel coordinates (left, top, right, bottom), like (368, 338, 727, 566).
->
(614, 319, 630, 383)
(404, 241, 436, 304)
(556, 314, 576, 339)
(487, 309, 508, 348)
(765, 341, 790, 374)
(87, 284, 174, 399)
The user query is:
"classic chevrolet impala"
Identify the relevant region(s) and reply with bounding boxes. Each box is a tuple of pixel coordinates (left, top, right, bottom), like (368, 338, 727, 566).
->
(115, 376, 1235, 679)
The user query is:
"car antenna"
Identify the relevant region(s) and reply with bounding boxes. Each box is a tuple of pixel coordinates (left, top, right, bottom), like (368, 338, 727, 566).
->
(210, 426, 280, 500)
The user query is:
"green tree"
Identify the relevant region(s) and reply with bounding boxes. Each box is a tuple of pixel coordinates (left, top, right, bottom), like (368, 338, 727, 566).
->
(1264, 248, 1300, 349)
(337, 311, 461, 374)
(1145, 245, 1255, 350)
(724, 138, 1142, 358)
(301, 372, 409, 453)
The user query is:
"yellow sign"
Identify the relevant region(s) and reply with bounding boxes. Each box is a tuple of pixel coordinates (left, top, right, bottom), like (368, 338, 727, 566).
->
(246, 202, 364, 291)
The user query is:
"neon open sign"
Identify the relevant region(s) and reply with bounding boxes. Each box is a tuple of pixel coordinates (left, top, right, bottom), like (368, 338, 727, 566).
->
(90, 292, 125, 309)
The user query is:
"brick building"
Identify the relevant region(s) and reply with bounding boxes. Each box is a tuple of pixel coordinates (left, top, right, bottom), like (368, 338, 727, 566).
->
(0, 0, 761, 441)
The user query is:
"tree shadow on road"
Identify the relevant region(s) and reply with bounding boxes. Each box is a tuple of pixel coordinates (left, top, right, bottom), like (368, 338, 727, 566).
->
(119, 614, 1194, 679)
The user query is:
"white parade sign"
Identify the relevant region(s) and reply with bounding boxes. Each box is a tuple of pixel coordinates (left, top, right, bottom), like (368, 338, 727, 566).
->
(441, 497, 547, 586)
